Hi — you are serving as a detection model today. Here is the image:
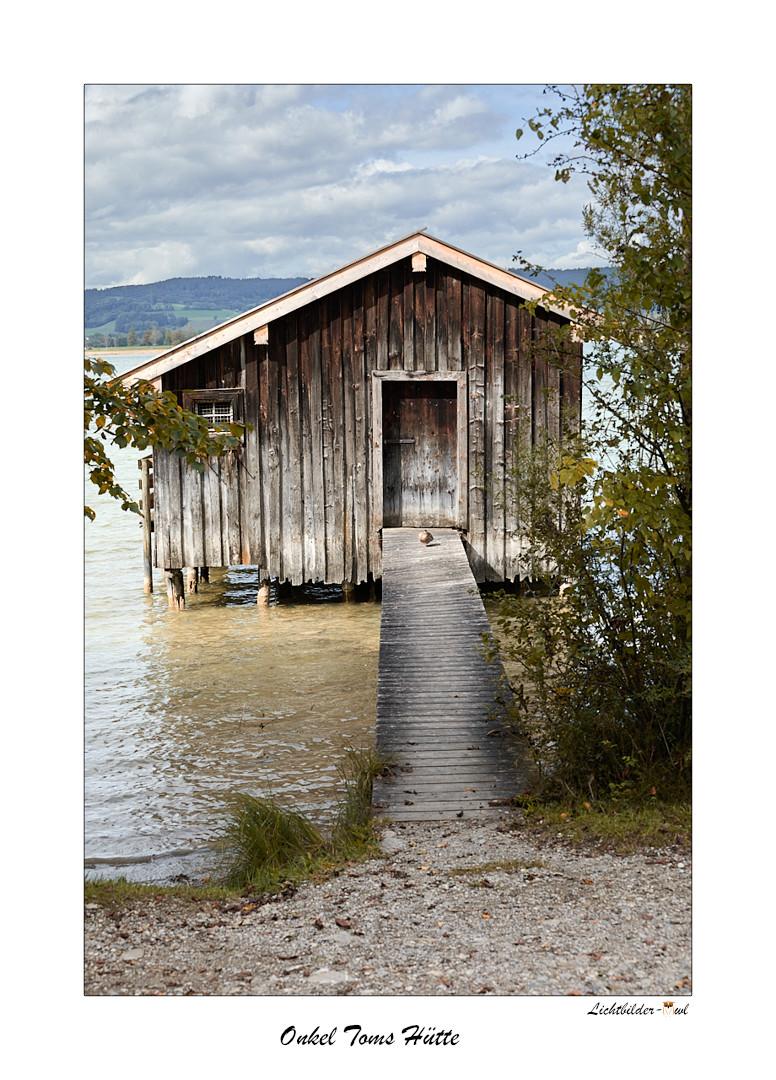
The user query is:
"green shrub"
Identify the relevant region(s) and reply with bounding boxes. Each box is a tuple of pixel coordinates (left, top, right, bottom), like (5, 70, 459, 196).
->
(490, 429, 691, 802)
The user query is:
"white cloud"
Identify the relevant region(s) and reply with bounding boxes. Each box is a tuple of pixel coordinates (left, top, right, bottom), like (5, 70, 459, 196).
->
(431, 93, 489, 127)
(355, 159, 416, 179)
(87, 240, 199, 290)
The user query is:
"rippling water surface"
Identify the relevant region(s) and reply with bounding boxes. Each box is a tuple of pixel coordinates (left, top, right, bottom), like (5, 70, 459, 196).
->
(85, 354, 380, 872)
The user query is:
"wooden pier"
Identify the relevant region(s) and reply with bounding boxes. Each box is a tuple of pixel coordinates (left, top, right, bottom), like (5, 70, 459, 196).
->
(371, 528, 532, 821)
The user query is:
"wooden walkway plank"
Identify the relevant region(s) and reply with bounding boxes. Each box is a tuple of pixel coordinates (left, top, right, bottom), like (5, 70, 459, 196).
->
(372, 527, 532, 820)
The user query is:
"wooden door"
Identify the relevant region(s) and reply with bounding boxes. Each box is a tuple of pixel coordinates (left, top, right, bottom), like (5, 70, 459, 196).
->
(383, 381, 458, 527)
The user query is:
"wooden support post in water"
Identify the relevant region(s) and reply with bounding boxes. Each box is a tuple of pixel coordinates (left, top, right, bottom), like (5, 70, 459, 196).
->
(257, 574, 271, 606)
(139, 456, 153, 593)
(165, 569, 185, 610)
(199, 567, 209, 583)
(342, 580, 356, 603)
(186, 567, 199, 594)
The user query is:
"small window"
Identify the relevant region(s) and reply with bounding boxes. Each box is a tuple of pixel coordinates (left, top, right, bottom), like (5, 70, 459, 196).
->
(195, 399, 234, 426)
(181, 388, 244, 437)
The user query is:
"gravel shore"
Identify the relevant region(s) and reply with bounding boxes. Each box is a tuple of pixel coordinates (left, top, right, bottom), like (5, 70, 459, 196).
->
(84, 818, 691, 997)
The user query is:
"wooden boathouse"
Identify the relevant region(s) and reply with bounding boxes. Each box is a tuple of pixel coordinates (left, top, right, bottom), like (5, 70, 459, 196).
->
(124, 231, 581, 598)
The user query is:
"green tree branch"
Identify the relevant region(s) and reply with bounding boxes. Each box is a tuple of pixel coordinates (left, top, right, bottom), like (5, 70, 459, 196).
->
(84, 356, 250, 520)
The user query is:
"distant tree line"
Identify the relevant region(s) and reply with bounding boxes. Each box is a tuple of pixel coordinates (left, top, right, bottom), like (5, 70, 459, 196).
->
(86, 323, 199, 350)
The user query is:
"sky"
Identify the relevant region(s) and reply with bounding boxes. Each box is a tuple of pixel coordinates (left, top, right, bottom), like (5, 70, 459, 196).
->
(84, 83, 599, 289)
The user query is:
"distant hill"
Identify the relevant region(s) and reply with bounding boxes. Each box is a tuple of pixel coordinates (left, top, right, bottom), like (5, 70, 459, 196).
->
(85, 274, 312, 339)
(510, 267, 609, 289)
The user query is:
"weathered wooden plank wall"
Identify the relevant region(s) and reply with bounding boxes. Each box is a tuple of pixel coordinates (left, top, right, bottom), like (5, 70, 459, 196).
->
(154, 255, 582, 583)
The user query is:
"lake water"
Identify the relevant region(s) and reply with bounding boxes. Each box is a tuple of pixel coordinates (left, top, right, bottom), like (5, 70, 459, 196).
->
(84, 354, 380, 881)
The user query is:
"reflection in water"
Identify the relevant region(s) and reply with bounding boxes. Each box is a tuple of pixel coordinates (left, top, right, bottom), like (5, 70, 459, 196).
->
(85, 410, 379, 866)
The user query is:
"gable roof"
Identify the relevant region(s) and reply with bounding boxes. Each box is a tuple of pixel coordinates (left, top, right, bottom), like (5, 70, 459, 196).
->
(122, 231, 571, 385)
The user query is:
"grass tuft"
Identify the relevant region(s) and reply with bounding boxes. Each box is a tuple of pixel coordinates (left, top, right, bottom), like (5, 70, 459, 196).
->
(216, 743, 395, 890)
(218, 794, 327, 889)
(330, 742, 395, 854)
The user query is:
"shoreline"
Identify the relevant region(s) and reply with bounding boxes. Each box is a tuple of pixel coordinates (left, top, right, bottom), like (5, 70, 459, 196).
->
(85, 347, 162, 355)
(85, 845, 219, 886)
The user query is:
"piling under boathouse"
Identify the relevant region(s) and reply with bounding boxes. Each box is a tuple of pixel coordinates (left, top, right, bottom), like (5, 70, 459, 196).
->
(123, 231, 582, 601)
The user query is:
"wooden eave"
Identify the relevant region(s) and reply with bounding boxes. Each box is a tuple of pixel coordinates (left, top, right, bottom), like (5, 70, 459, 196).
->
(121, 231, 574, 386)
